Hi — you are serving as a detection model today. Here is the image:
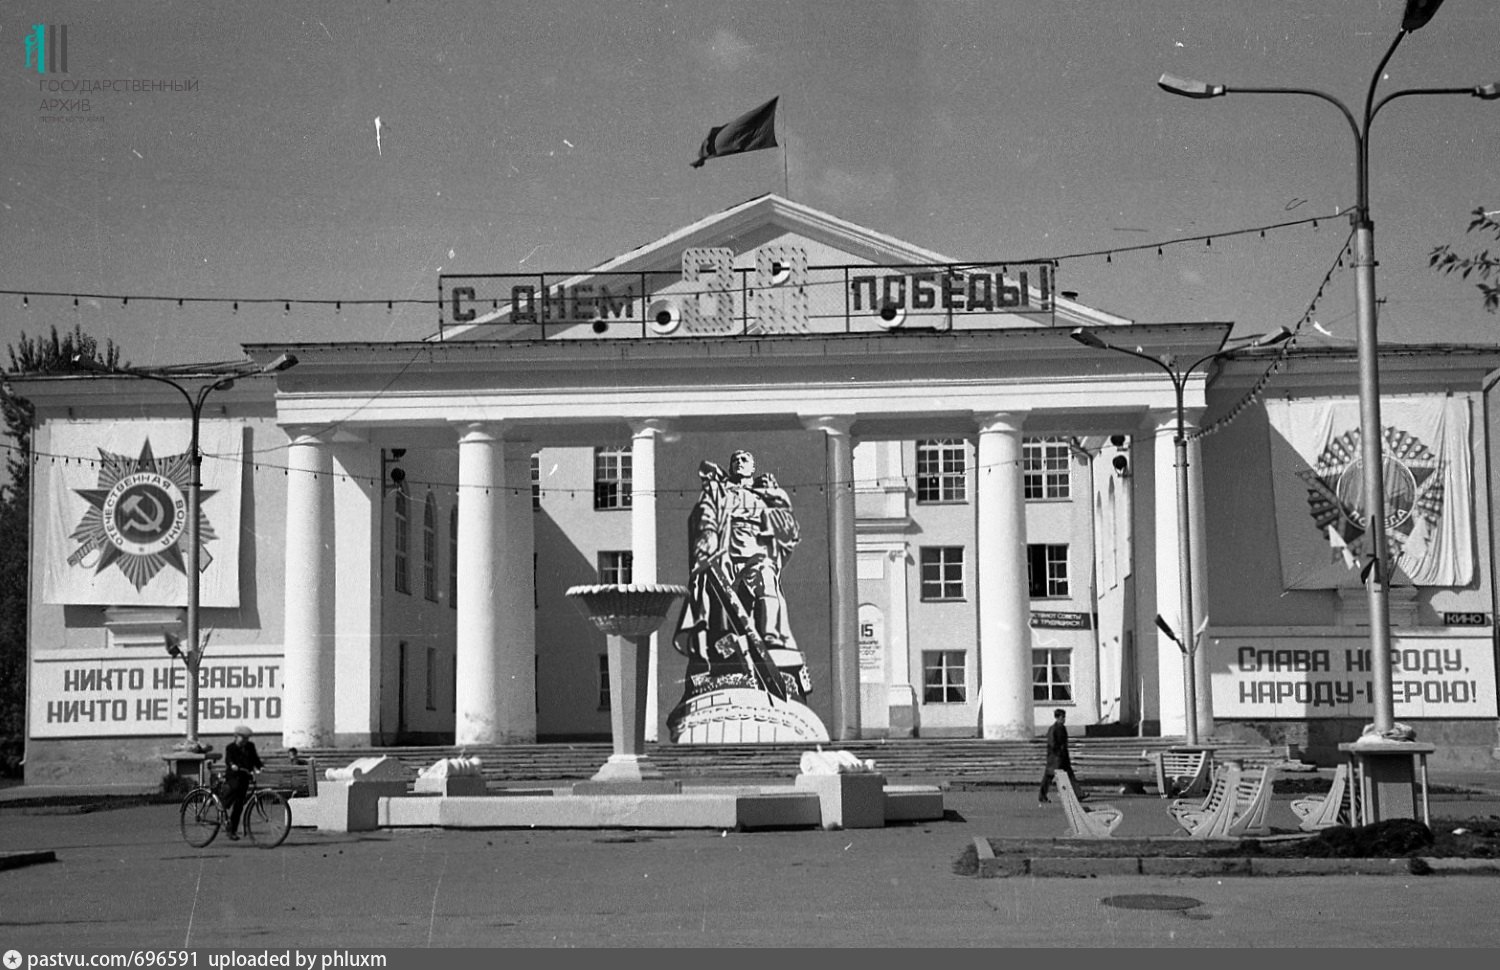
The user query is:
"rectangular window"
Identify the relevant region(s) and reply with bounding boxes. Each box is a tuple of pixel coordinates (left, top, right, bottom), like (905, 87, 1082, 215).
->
(1023, 438, 1072, 500)
(597, 551, 634, 585)
(1027, 544, 1070, 598)
(425, 647, 437, 711)
(922, 650, 967, 703)
(531, 452, 541, 511)
(594, 447, 633, 510)
(598, 653, 611, 711)
(915, 439, 967, 503)
(1032, 648, 1073, 702)
(919, 546, 965, 601)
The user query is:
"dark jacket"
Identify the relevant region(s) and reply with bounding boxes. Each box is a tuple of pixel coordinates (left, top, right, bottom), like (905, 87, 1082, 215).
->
(225, 738, 264, 776)
(1045, 721, 1072, 770)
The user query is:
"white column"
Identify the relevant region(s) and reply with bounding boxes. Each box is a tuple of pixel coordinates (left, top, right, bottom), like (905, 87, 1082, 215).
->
(500, 441, 538, 738)
(330, 443, 381, 746)
(885, 545, 913, 734)
(630, 419, 669, 742)
(1150, 409, 1211, 738)
(803, 415, 860, 740)
(1117, 459, 1138, 724)
(282, 429, 334, 748)
(975, 412, 1031, 739)
(455, 424, 537, 744)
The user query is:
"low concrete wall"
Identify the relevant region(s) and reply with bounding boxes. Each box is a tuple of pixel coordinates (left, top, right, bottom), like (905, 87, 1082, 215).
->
(291, 782, 943, 831)
(1229, 719, 1500, 771)
(794, 773, 887, 829)
(20, 737, 260, 787)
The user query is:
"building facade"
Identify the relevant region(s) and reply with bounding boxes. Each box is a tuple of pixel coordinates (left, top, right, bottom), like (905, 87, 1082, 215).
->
(16, 195, 1500, 786)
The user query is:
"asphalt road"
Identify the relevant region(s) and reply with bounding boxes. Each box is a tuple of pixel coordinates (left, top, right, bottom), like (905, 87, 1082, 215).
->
(2, 789, 1499, 949)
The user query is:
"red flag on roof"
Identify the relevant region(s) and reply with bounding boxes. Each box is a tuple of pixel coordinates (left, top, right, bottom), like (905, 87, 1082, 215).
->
(691, 97, 779, 168)
(1401, 0, 1445, 31)
(1398, 0, 1446, 31)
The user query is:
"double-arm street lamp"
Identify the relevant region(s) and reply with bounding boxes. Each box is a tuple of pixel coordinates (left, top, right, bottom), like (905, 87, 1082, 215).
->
(1157, 0, 1497, 734)
(72, 354, 297, 751)
(1071, 327, 1290, 744)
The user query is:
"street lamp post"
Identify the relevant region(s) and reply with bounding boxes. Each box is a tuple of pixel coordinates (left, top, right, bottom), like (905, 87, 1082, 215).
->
(1071, 328, 1290, 744)
(1157, 1, 1498, 734)
(73, 354, 297, 751)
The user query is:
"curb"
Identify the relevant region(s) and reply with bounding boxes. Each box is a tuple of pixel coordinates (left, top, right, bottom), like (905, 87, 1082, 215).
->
(968, 838, 1500, 878)
(0, 795, 174, 814)
(0, 850, 58, 872)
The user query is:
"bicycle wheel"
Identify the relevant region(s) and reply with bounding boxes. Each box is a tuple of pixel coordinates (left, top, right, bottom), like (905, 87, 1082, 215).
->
(179, 789, 221, 847)
(244, 790, 291, 848)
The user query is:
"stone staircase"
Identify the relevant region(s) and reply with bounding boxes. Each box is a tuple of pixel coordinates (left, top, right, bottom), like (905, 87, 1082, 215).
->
(297, 736, 1298, 787)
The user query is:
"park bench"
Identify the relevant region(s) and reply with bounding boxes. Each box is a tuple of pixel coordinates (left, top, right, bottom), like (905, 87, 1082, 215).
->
(1167, 764, 1275, 839)
(1055, 772, 1124, 839)
(255, 759, 319, 798)
(1068, 751, 1151, 794)
(1290, 763, 1359, 832)
(1147, 748, 1211, 799)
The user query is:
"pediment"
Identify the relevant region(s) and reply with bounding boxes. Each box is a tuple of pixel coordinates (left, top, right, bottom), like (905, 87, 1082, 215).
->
(434, 194, 1130, 341)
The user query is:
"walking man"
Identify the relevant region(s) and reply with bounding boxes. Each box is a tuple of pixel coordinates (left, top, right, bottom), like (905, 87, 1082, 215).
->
(1038, 708, 1081, 804)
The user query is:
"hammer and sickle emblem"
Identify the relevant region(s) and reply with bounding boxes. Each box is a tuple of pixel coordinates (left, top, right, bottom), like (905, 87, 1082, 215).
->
(118, 490, 166, 536)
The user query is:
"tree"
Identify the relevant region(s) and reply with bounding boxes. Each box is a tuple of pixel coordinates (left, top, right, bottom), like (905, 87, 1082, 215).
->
(1429, 206, 1500, 314)
(0, 324, 123, 776)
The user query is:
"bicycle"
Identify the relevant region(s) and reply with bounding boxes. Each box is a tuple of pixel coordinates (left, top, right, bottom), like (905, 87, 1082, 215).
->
(179, 772, 291, 848)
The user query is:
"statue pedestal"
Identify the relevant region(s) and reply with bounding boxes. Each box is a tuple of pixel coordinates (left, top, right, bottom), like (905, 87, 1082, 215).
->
(572, 754, 682, 796)
(1338, 741, 1434, 827)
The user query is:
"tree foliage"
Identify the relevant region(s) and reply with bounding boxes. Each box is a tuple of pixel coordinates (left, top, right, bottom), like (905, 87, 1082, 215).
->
(4, 324, 122, 498)
(1429, 206, 1500, 314)
(0, 324, 123, 775)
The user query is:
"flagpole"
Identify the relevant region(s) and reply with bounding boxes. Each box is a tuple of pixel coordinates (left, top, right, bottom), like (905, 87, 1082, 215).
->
(781, 101, 790, 199)
(783, 147, 790, 199)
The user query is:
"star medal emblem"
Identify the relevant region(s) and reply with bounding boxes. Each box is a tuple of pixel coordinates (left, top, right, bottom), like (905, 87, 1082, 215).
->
(69, 440, 217, 590)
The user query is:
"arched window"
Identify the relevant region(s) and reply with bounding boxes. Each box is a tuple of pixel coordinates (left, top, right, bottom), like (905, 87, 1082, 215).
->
(393, 490, 410, 594)
(423, 492, 439, 602)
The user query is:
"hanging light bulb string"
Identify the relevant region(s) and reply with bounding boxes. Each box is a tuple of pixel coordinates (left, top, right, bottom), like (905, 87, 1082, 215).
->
(5, 220, 1357, 492)
(1191, 224, 1356, 441)
(4, 433, 1061, 504)
(0, 210, 1341, 315)
(3, 212, 1357, 488)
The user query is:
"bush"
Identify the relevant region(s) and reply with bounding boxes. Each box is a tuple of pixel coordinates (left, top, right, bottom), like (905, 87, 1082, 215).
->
(1277, 818, 1434, 858)
(159, 772, 196, 797)
(0, 734, 23, 779)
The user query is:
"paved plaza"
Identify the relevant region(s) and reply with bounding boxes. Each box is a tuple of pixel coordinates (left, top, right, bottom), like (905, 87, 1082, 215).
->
(2, 777, 1500, 948)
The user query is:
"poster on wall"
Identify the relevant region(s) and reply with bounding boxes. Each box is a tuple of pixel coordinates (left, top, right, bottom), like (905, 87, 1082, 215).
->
(42, 420, 245, 607)
(1265, 396, 1473, 589)
(29, 652, 284, 738)
(858, 604, 885, 683)
(1209, 634, 1498, 719)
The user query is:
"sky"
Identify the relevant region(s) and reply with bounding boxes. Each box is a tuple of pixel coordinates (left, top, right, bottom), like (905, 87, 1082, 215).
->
(1, 0, 1497, 367)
